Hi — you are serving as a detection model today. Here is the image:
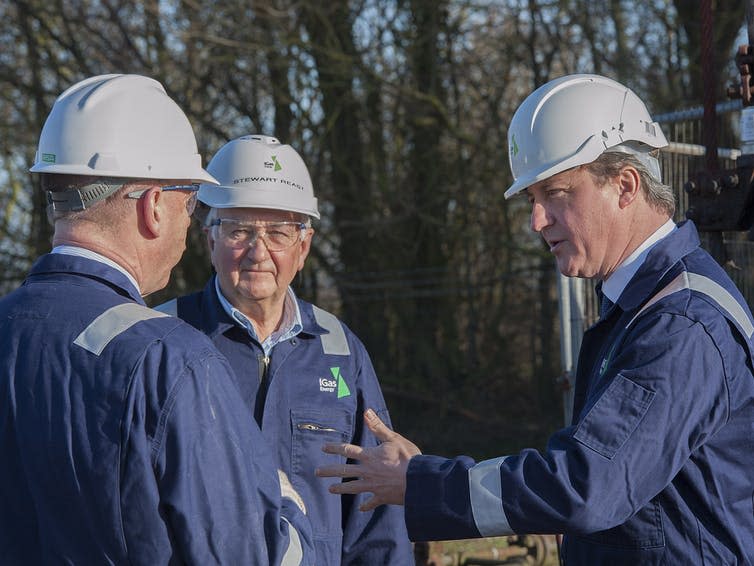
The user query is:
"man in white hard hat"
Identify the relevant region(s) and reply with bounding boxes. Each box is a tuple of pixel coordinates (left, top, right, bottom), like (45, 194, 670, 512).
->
(0, 75, 313, 565)
(157, 134, 414, 565)
(316, 74, 754, 564)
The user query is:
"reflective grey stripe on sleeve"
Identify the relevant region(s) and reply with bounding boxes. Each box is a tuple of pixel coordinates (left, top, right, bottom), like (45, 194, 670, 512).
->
(153, 298, 178, 317)
(468, 456, 514, 537)
(629, 271, 754, 338)
(280, 518, 304, 566)
(312, 305, 350, 355)
(74, 303, 169, 355)
(278, 469, 306, 514)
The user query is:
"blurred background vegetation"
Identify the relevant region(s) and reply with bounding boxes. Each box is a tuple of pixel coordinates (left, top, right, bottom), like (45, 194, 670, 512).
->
(0, 0, 745, 464)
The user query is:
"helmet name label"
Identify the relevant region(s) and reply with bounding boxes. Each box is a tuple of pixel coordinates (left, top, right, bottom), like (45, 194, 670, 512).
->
(234, 176, 277, 184)
(42, 153, 56, 163)
(232, 176, 306, 191)
(280, 178, 304, 191)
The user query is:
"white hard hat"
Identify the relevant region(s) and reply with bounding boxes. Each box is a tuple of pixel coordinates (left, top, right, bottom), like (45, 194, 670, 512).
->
(505, 74, 668, 198)
(198, 134, 319, 219)
(30, 74, 216, 185)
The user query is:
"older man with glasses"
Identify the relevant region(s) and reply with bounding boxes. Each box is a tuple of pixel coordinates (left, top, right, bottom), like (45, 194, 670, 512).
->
(157, 134, 413, 566)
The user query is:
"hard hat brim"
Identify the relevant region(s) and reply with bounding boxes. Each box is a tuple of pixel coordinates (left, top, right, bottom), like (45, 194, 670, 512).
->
(30, 162, 219, 185)
(198, 184, 320, 219)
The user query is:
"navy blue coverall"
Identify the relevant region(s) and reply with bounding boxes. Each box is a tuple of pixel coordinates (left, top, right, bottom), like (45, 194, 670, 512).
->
(161, 278, 414, 565)
(405, 221, 754, 565)
(0, 254, 313, 565)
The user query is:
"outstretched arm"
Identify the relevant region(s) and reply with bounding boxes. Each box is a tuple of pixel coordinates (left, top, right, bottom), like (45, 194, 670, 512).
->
(316, 408, 422, 511)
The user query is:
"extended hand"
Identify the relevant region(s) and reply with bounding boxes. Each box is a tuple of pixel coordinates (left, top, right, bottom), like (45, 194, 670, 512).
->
(315, 408, 422, 511)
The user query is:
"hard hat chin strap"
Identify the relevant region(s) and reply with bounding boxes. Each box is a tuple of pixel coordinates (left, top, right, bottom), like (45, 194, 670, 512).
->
(46, 179, 125, 212)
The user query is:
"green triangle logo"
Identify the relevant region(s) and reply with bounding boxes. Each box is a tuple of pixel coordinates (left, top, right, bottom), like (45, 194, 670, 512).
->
(331, 367, 351, 399)
(510, 134, 519, 157)
(271, 155, 282, 171)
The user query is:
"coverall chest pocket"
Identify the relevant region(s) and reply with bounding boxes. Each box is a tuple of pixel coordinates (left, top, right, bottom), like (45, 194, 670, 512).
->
(290, 408, 353, 536)
(571, 374, 664, 551)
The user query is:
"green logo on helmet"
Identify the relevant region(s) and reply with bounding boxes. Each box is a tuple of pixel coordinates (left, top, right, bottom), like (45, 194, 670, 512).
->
(510, 134, 519, 157)
(271, 155, 282, 172)
(42, 153, 56, 163)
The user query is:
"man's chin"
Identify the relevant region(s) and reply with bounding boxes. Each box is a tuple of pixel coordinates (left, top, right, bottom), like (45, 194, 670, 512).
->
(555, 258, 580, 278)
(238, 284, 276, 302)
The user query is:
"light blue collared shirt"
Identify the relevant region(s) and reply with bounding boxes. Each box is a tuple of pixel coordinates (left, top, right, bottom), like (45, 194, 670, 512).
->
(51, 245, 141, 294)
(214, 277, 303, 356)
(602, 218, 677, 304)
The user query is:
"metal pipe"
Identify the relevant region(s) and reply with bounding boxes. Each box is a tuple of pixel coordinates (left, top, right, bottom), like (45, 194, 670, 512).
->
(701, 0, 719, 170)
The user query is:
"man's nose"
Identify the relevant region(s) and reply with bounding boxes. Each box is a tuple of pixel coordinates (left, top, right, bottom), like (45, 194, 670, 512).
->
(245, 233, 270, 258)
(530, 201, 550, 233)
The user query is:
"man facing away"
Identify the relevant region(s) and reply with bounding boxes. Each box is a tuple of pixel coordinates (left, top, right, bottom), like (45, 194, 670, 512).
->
(157, 134, 414, 565)
(316, 74, 754, 565)
(0, 75, 313, 565)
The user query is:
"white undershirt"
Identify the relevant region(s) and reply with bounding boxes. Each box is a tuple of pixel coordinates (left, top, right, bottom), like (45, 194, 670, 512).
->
(51, 245, 140, 294)
(601, 218, 676, 304)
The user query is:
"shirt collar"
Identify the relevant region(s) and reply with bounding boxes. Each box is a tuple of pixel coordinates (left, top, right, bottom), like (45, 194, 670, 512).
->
(214, 277, 303, 355)
(602, 218, 676, 304)
(51, 245, 141, 294)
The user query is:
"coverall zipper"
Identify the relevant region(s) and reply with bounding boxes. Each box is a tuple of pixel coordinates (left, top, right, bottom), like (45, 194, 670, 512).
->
(254, 354, 271, 426)
(259, 354, 270, 382)
(297, 423, 339, 433)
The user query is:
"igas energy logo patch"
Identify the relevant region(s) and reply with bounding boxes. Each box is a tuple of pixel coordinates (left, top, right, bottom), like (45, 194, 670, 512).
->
(319, 367, 351, 399)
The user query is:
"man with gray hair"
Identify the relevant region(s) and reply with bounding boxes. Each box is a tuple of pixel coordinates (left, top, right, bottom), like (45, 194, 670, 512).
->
(317, 74, 754, 564)
(0, 74, 313, 565)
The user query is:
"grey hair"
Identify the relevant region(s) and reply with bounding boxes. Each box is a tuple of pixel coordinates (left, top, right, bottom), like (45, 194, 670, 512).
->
(585, 151, 675, 217)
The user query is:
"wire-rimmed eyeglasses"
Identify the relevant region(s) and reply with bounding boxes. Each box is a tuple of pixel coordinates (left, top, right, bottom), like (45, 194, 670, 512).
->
(209, 218, 307, 252)
(126, 184, 200, 215)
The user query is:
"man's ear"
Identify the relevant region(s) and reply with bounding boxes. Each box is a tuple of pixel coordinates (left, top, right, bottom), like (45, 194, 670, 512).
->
(139, 187, 163, 238)
(297, 227, 314, 272)
(617, 166, 641, 209)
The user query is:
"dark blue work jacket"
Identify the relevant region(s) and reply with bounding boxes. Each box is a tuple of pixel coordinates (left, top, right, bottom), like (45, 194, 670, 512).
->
(0, 254, 313, 565)
(162, 278, 413, 566)
(405, 221, 754, 565)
